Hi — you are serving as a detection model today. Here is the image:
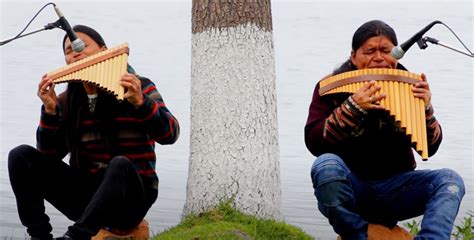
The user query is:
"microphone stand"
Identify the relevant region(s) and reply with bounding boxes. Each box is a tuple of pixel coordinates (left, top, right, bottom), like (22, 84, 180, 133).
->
(418, 36, 474, 58)
(0, 20, 61, 46)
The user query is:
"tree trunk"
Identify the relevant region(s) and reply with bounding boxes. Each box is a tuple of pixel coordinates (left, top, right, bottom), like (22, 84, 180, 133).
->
(184, 0, 281, 219)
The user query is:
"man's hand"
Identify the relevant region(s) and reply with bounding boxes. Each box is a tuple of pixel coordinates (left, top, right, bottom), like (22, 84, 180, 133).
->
(121, 73, 144, 108)
(38, 74, 58, 115)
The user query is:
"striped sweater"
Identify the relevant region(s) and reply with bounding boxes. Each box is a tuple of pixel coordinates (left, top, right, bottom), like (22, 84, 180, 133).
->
(305, 78, 442, 180)
(36, 76, 179, 189)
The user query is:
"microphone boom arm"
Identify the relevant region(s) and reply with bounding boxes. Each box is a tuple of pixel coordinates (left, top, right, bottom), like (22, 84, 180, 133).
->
(0, 19, 63, 46)
(1, 27, 47, 46)
(421, 36, 474, 58)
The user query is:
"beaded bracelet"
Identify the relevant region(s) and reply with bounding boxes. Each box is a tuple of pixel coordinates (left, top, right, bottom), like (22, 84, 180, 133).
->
(347, 96, 368, 115)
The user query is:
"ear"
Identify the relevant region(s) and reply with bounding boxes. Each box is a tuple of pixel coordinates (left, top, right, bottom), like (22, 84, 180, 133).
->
(350, 50, 356, 65)
(101, 46, 108, 51)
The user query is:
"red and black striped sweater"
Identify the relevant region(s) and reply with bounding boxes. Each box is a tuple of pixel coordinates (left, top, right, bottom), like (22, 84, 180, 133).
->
(36, 76, 179, 190)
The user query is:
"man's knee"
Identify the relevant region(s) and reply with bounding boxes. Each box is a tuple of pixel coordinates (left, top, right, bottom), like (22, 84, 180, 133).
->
(311, 153, 349, 186)
(107, 156, 136, 173)
(8, 144, 37, 170)
(435, 168, 465, 200)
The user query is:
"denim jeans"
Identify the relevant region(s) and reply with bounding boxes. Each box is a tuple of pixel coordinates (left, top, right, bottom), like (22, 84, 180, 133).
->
(310, 153, 465, 240)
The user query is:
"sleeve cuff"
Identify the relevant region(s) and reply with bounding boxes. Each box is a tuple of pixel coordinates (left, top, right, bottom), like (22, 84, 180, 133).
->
(132, 95, 158, 120)
(425, 104, 434, 119)
(40, 105, 60, 124)
(346, 96, 368, 116)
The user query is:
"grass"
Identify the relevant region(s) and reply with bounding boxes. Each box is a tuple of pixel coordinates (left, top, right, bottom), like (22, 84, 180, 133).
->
(155, 202, 472, 239)
(154, 201, 313, 240)
(451, 212, 474, 240)
(403, 219, 421, 236)
(403, 212, 474, 240)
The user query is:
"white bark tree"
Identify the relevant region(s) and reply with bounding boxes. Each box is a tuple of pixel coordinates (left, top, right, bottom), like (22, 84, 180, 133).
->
(184, 0, 282, 219)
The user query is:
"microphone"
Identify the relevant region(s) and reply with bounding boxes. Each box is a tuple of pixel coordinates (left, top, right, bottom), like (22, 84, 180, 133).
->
(53, 5, 84, 52)
(391, 20, 442, 59)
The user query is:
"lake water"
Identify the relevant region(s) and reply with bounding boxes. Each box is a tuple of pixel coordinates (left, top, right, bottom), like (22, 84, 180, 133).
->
(1, 1, 472, 239)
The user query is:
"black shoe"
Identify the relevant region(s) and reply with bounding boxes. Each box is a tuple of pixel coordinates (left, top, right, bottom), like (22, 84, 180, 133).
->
(31, 237, 53, 240)
(54, 233, 73, 240)
(30, 233, 53, 240)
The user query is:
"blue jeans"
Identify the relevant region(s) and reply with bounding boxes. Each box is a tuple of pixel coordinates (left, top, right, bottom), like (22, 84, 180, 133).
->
(310, 153, 465, 240)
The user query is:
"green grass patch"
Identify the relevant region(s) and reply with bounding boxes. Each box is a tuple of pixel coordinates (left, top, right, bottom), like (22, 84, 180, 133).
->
(403, 212, 474, 240)
(155, 201, 313, 240)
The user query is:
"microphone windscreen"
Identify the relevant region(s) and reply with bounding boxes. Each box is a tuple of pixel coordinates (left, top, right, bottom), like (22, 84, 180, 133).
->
(71, 38, 85, 52)
(391, 46, 405, 60)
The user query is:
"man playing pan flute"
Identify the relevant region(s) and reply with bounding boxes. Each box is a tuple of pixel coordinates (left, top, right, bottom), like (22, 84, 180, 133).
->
(305, 20, 464, 240)
(8, 25, 180, 239)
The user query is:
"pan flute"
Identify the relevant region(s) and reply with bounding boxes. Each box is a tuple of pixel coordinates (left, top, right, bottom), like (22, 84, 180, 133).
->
(319, 69, 428, 160)
(47, 43, 129, 100)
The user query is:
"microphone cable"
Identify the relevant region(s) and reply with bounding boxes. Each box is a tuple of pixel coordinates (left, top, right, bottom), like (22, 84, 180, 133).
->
(436, 21, 473, 56)
(2, 2, 57, 44)
(418, 21, 473, 58)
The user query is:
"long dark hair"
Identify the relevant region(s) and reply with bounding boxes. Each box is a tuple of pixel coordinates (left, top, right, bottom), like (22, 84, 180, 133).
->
(333, 20, 399, 75)
(61, 25, 120, 168)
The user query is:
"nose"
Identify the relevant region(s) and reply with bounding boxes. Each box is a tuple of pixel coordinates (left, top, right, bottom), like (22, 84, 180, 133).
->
(373, 51, 384, 62)
(68, 51, 84, 63)
(72, 51, 82, 59)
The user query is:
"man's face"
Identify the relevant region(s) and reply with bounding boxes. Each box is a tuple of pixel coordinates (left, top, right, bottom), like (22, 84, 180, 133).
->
(63, 32, 106, 64)
(351, 35, 398, 69)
